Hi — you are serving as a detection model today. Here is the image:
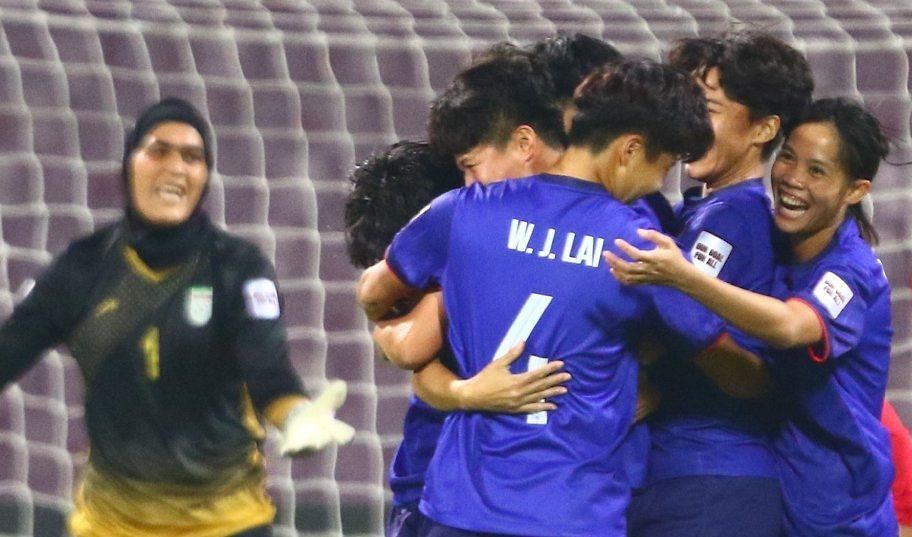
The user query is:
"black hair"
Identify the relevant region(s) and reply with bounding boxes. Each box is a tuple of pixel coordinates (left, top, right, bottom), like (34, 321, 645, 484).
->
(784, 98, 890, 245)
(345, 140, 463, 268)
(668, 29, 813, 159)
(427, 42, 565, 157)
(529, 32, 623, 106)
(568, 59, 713, 163)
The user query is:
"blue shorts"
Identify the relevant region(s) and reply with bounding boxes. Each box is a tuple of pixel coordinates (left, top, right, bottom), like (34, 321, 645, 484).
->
(627, 476, 782, 537)
(387, 503, 429, 537)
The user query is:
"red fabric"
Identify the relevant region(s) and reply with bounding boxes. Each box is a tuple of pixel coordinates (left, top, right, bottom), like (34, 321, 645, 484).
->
(883, 400, 912, 525)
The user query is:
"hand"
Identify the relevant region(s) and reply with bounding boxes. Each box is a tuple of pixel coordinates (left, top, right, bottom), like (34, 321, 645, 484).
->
(453, 342, 571, 414)
(280, 380, 356, 456)
(603, 229, 691, 288)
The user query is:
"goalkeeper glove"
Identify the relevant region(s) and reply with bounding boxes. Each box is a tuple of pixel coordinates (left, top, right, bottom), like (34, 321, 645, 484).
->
(280, 379, 356, 456)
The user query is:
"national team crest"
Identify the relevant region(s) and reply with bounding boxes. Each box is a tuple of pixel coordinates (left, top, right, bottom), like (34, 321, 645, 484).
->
(184, 286, 213, 327)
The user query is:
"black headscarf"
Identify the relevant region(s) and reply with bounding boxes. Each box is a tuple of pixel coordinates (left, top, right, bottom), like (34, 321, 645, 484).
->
(122, 98, 215, 269)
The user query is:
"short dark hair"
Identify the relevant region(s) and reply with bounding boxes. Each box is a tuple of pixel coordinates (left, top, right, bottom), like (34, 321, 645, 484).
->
(427, 42, 565, 157)
(785, 98, 889, 244)
(668, 29, 813, 159)
(344, 140, 463, 268)
(529, 32, 623, 106)
(568, 59, 713, 163)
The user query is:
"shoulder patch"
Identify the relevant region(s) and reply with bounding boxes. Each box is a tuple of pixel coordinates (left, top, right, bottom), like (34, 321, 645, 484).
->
(812, 271, 854, 319)
(689, 231, 733, 278)
(243, 278, 280, 319)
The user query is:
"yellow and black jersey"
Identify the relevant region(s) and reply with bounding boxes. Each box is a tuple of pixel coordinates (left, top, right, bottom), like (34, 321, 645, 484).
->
(0, 218, 305, 536)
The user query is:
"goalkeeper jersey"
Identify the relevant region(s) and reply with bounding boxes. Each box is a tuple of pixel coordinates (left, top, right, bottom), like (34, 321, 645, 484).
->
(387, 174, 724, 536)
(0, 218, 305, 536)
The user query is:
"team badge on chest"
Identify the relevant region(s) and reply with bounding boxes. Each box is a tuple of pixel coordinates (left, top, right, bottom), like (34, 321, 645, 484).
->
(184, 285, 213, 327)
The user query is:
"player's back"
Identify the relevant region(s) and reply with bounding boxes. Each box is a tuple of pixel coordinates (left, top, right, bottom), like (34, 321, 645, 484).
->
(420, 174, 660, 536)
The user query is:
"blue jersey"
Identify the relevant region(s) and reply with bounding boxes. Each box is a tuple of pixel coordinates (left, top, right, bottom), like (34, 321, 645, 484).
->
(389, 343, 459, 507)
(389, 396, 447, 506)
(390, 193, 674, 504)
(628, 191, 674, 491)
(648, 179, 780, 482)
(387, 174, 724, 536)
(769, 219, 896, 536)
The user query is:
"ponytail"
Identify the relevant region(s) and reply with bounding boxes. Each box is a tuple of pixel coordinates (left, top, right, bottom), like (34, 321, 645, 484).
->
(848, 203, 879, 245)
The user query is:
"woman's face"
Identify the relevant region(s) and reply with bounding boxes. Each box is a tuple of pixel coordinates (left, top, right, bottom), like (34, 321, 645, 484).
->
(684, 67, 764, 188)
(129, 121, 208, 227)
(770, 121, 867, 245)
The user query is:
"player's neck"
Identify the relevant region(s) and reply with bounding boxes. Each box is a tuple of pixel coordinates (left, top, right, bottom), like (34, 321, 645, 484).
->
(531, 144, 564, 175)
(546, 146, 601, 185)
(702, 156, 765, 195)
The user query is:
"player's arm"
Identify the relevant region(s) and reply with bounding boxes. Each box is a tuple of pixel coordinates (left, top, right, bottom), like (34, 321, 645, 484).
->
(693, 334, 771, 399)
(359, 190, 459, 321)
(412, 342, 570, 413)
(0, 251, 83, 389)
(357, 260, 420, 321)
(229, 248, 353, 455)
(372, 291, 445, 370)
(606, 229, 821, 349)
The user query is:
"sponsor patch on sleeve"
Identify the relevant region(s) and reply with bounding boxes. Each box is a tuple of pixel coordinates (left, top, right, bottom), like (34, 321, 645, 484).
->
(689, 231, 733, 278)
(243, 278, 280, 319)
(812, 271, 854, 319)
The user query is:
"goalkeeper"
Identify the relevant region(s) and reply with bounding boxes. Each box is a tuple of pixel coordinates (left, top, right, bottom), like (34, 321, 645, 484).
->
(0, 98, 353, 537)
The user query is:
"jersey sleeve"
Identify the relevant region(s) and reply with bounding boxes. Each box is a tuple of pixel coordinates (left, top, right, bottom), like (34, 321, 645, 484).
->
(789, 262, 867, 363)
(385, 189, 459, 289)
(224, 246, 307, 411)
(646, 286, 726, 352)
(676, 201, 752, 285)
(631, 192, 675, 233)
(614, 216, 726, 352)
(0, 252, 80, 389)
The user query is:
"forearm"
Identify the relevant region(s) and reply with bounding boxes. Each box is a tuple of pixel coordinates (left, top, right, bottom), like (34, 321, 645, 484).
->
(412, 343, 568, 414)
(373, 292, 444, 370)
(676, 268, 820, 349)
(411, 359, 464, 411)
(263, 394, 309, 428)
(693, 334, 771, 399)
(234, 322, 308, 410)
(0, 307, 65, 390)
(357, 261, 415, 321)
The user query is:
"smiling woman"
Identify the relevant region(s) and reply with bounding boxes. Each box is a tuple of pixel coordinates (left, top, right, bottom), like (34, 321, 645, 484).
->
(0, 98, 354, 537)
(606, 97, 897, 536)
(128, 122, 208, 227)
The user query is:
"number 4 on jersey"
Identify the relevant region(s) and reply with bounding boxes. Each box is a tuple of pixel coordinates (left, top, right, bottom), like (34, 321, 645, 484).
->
(493, 293, 554, 425)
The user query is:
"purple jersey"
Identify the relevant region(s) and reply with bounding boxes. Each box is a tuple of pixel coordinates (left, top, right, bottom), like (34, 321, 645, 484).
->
(770, 219, 896, 536)
(648, 179, 780, 482)
(387, 174, 724, 536)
